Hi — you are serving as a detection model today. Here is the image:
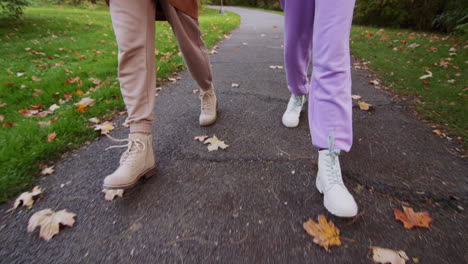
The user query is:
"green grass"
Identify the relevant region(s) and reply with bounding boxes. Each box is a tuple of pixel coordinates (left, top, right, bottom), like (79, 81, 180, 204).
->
(240, 6, 467, 147)
(350, 27, 467, 144)
(0, 6, 240, 202)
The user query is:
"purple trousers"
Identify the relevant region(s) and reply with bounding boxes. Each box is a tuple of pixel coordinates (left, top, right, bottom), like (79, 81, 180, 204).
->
(280, 0, 356, 152)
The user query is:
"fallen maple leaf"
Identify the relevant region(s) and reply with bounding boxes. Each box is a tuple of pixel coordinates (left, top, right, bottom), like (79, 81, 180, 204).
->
(103, 189, 124, 201)
(75, 97, 96, 107)
(13, 186, 43, 209)
(33, 89, 43, 96)
(3, 121, 16, 127)
(303, 215, 341, 252)
(419, 71, 433, 80)
(47, 132, 57, 142)
(75, 104, 87, 113)
(94, 121, 114, 135)
(371, 246, 409, 264)
(30, 104, 42, 110)
(41, 166, 54, 175)
(269, 65, 284, 70)
(204, 135, 229, 152)
(194, 135, 208, 142)
(88, 117, 100, 124)
(408, 43, 420, 49)
(27, 209, 76, 241)
(394, 206, 432, 229)
(358, 101, 373, 111)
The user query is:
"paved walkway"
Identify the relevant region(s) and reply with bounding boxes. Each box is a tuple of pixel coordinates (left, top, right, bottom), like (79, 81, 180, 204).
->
(1, 7, 467, 264)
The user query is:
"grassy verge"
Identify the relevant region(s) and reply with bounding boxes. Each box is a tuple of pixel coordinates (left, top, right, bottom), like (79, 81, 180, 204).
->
(0, 6, 240, 202)
(239, 6, 467, 148)
(350, 26, 467, 146)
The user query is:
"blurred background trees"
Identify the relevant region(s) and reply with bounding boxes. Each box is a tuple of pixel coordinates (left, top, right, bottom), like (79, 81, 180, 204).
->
(207, 0, 468, 34)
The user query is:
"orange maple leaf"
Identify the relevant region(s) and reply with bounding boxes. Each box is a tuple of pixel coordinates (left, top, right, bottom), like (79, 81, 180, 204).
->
(394, 206, 432, 229)
(303, 215, 341, 252)
(47, 132, 57, 142)
(75, 104, 87, 113)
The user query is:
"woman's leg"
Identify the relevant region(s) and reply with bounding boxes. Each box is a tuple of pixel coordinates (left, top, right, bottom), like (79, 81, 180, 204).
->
(280, 0, 314, 128)
(110, 0, 156, 134)
(311, 0, 358, 217)
(309, 0, 356, 152)
(103, 0, 157, 190)
(281, 0, 314, 96)
(159, 0, 217, 126)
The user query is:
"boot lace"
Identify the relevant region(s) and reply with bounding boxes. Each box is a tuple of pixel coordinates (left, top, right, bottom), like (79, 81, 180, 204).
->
(287, 95, 305, 112)
(199, 90, 214, 111)
(105, 135, 146, 166)
(325, 133, 344, 186)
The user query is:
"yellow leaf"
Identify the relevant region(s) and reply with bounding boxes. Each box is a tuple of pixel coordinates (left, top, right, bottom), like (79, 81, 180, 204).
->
(102, 189, 124, 201)
(75, 104, 87, 113)
(27, 209, 76, 241)
(194, 135, 208, 142)
(358, 101, 373, 111)
(41, 166, 54, 175)
(204, 135, 229, 152)
(432, 129, 442, 136)
(94, 121, 114, 135)
(13, 186, 43, 209)
(303, 215, 341, 252)
(371, 246, 409, 264)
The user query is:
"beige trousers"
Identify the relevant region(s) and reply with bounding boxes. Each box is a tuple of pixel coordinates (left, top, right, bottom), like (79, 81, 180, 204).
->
(110, 0, 213, 134)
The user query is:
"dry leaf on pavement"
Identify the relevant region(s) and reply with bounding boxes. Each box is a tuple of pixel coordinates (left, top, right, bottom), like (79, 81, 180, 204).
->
(303, 215, 341, 252)
(394, 206, 432, 229)
(370, 80, 380, 85)
(13, 186, 43, 209)
(27, 209, 76, 241)
(194, 135, 208, 142)
(103, 189, 124, 201)
(358, 101, 373, 111)
(351, 95, 362, 100)
(204, 135, 229, 152)
(41, 166, 54, 175)
(269, 65, 284, 70)
(371, 246, 409, 264)
(94, 121, 114, 135)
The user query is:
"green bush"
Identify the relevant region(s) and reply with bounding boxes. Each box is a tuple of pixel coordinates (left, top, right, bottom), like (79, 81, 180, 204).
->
(0, 0, 29, 18)
(210, 0, 281, 10)
(353, 0, 468, 34)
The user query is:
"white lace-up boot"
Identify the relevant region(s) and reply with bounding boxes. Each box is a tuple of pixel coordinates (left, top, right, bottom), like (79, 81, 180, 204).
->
(316, 136, 358, 217)
(282, 94, 306, 128)
(103, 133, 156, 189)
(199, 89, 217, 126)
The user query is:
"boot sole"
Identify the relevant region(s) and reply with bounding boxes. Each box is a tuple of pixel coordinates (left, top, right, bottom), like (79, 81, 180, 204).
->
(103, 167, 157, 190)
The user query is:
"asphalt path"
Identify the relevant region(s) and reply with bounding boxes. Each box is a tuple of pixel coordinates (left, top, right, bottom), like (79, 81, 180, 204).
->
(1, 7, 466, 264)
